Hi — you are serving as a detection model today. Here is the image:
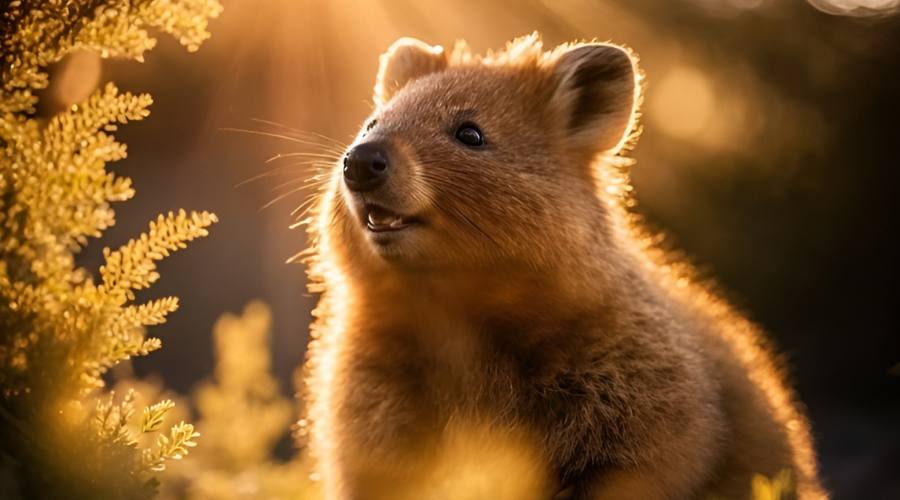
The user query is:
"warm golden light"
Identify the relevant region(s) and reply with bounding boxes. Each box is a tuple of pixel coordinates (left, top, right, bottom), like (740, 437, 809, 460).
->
(7, 0, 884, 497)
(392, 421, 551, 500)
(808, 0, 899, 16)
(304, 174, 351, 498)
(648, 65, 715, 141)
(52, 50, 102, 107)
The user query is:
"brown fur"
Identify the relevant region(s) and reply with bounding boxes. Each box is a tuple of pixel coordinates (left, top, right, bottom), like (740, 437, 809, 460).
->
(300, 34, 825, 499)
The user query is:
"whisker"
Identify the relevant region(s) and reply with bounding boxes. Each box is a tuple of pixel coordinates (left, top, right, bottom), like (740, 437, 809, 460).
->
(270, 175, 330, 192)
(291, 194, 324, 217)
(267, 144, 346, 159)
(235, 169, 299, 188)
(249, 118, 348, 149)
(265, 142, 346, 158)
(291, 190, 328, 217)
(235, 163, 320, 187)
(441, 202, 497, 246)
(456, 210, 498, 247)
(265, 151, 343, 163)
(222, 127, 346, 156)
(414, 175, 501, 248)
(258, 186, 313, 212)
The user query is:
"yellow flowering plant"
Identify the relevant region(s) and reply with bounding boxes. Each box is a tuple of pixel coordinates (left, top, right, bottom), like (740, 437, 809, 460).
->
(160, 302, 320, 500)
(0, 1, 221, 498)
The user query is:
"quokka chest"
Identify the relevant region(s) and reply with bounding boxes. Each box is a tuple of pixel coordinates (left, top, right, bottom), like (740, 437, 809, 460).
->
(333, 315, 613, 454)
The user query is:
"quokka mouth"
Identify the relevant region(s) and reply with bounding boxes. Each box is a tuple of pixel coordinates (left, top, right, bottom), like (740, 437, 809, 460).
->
(364, 204, 420, 233)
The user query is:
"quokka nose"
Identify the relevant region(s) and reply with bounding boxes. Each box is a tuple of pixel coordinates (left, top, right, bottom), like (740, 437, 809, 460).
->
(343, 143, 389, 192)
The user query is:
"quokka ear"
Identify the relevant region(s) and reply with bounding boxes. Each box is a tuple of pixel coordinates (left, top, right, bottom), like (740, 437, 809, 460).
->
(550, 43, 638, 154)
(374, 38, 447, 106)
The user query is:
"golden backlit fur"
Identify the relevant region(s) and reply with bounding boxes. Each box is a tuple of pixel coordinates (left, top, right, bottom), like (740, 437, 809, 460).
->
(301, 34, 825, 499)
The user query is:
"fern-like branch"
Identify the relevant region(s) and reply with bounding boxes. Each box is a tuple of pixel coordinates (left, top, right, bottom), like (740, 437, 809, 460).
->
(142, 421, 200, 472)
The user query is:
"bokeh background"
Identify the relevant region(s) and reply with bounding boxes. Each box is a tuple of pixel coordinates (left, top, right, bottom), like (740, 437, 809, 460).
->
(46, 0, 899, 497)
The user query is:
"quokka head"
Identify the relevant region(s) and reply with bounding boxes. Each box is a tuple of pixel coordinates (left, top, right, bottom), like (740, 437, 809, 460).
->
(326, 34, 641, 273)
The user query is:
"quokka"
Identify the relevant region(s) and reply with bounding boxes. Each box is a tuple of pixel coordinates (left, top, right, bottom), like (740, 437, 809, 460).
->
(300, 34, 825, 500)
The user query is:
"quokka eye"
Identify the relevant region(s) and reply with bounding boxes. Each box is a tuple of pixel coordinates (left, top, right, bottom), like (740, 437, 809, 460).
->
(365, 119, 378, 132)
(455, 122, 485, 147)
